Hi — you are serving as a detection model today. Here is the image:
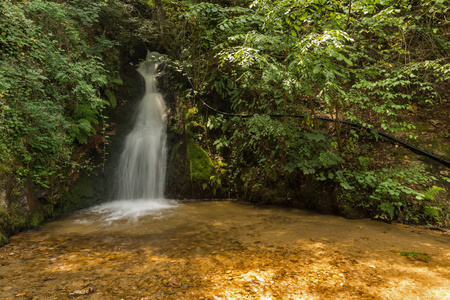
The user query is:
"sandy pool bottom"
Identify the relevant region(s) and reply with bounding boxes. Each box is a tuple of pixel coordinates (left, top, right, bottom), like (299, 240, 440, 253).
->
(1, 200, 449, 299)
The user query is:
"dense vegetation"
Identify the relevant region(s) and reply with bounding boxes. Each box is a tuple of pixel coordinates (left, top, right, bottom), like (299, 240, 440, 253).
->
(1, 1, 108, 188)
(0, 0, 141, 243)
(156, 0, 450, 224)
(0, 0, 449, 244)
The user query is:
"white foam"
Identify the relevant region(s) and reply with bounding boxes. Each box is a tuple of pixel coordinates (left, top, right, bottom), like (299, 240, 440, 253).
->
(86, 199, 177, 222)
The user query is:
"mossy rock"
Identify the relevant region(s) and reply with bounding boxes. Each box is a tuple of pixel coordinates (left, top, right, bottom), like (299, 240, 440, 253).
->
(187, 142, 214, 182)
(165, 139, 191, 198)
(57, 174, 107, 215)
(0, 209, 10, 246)
(0, 231, 8, 246)
(29, 210, 45, 228)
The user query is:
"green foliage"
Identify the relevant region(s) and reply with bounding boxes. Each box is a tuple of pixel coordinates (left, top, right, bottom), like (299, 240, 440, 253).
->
(206, 158, 228, 197)
(224, 115, 343, 198)
(0, 0, 114, 188)
(336, 162, 448, 225)
(420, 186, 446, 223)
(390, 250, 430, 261)
(158, 0, 449, 224)
(207, 115, 231, 154)
(211, 0, 449, 133)
(420, 186, 446, 201)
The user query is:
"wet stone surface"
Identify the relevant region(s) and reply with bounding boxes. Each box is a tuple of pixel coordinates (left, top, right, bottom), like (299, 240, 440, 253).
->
(0, 200, 449, 299)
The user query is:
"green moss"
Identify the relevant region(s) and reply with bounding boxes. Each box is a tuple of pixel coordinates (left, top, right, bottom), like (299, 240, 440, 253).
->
(29, 211, 45, 228)
(443, 144, 450, 157)
(57, 174, 106, 215)
(415, 123, 431, 131)
(0, 205, 47, 246)
(188, 142, 214, 182)
(0, 208, 11, 246)
(11, 212, 28, 233)
(428, 139, 450, 157)
(0, 231, 8, 246)
(411, 138, 450, 159)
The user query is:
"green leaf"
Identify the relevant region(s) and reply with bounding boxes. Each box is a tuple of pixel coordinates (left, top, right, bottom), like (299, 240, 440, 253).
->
(105, 89, 117, 109)
(340, 181, 353, 190)
(110, 78, 123, 85)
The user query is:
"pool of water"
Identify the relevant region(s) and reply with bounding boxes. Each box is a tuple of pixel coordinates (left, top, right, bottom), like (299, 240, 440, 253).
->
(1, 200, 449, 299)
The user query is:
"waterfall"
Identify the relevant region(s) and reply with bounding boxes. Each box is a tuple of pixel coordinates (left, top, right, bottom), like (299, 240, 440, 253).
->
(116, 52, 167, 201)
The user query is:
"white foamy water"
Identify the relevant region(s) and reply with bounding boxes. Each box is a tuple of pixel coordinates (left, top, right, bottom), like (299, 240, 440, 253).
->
(84, 199, 177, 223)
(94, 52, 172, 221)
(116, 52, 167, 201)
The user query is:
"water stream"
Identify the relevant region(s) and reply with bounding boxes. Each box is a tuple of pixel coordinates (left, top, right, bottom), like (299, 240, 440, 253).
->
(106, 52, 175, 219)
(117, 52, 167, 201)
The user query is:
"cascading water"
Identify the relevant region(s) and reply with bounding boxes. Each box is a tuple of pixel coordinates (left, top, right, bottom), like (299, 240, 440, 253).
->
(116, 52, 167, 201)
(88, 52, 175, 221)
